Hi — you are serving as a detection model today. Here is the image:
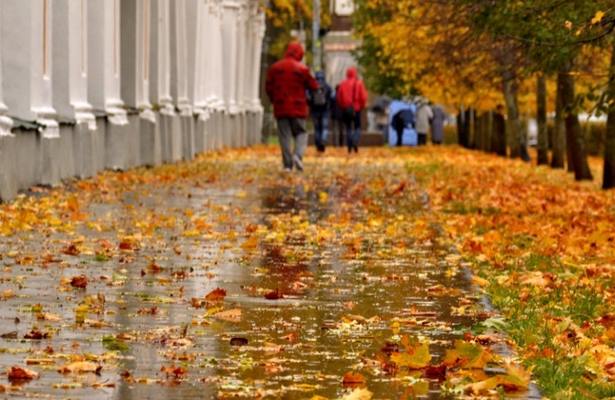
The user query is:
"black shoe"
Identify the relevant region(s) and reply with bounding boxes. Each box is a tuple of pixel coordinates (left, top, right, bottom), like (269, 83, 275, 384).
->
(354, 146, 359, 153)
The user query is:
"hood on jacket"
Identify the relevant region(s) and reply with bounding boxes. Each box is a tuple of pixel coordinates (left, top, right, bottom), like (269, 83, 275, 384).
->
(346, 67, 358, 79)
(315, 71, 326, 84)
(285, 42, 304, 61)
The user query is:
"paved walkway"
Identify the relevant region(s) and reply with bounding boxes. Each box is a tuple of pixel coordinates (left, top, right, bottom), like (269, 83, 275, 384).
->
(0, 147, 532, 399)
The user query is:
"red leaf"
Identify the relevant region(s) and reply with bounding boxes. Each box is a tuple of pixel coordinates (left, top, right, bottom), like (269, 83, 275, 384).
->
(8, 366, 39, 382)
(70, 275, 88, 289)
(423, 363, 447, 381)
(265, 289, 283, 300)
(62, 244, 80, 256)
(342, 371, 366, 387)
(205, 288, 226, 302)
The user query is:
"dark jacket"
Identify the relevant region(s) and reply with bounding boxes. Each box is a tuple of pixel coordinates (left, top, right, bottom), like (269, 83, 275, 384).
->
(265, 42, 318, 119)
(431, 105, 446, 143)
(307, 71, 333, 114)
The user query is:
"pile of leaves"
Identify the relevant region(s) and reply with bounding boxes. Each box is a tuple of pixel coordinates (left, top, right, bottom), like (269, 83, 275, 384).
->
(404, 146, 615, 398)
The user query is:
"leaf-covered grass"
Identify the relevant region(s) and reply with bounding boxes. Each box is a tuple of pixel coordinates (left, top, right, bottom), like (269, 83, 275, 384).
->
(405, 146, 615, 399)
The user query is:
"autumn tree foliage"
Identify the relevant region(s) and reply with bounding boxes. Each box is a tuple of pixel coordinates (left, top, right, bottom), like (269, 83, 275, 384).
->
(263, 0, 331, 66)
(354, 0, 615, 185)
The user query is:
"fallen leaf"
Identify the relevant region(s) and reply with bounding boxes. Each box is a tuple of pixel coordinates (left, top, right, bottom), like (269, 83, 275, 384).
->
(8, 366, 39, 382)
(70, 275, 88, 289)
(339, 387, 373, 400)
(265, 289, 284, 300)
(342, 371, 366, 387)
(213, 308, 242, 322)
(230, 337, 248, 346)
(57, 361, 102, 375)
(205, 288, 227, 302)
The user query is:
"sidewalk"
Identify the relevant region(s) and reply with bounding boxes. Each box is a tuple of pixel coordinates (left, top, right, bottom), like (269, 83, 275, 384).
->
(0, 146, 539, 398)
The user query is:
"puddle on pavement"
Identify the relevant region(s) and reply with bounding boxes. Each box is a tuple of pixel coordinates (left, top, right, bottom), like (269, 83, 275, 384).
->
(0, 156, 533, 399)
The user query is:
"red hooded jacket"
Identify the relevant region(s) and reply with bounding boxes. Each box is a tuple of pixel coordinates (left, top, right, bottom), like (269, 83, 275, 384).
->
(336, 67, 368, 113)
(265, 42, 318, 119)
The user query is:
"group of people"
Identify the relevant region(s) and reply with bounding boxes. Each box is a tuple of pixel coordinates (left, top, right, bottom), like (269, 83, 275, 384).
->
(391, 102, 447, 147)
(265, 42, 367, 171)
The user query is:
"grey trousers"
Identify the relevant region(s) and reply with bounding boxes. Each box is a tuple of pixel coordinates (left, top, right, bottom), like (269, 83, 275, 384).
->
(277, 118, 307, 169)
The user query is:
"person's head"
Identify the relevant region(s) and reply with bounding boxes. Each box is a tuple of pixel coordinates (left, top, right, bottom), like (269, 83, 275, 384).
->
(496, 104, 505, 113)
(315, 71, 326, 83)
(285, 42, 304, 61)
(346, 67, 358, 79)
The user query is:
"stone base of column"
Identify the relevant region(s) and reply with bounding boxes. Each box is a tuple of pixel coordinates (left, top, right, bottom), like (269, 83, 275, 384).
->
(208, 112, 220, 151)
(125, 114, 143, 169)
(105, 116, 134, 171)
(0, 135, 17, 202)
(160, 112, 182, 163)
(57, 125, 77, 180)
(140, 113, 162, 167)
(39, 136, 62, 187)
(73, 123, 98, 178)
(180, 114, 195, 160)
(194, 115, 207, 154)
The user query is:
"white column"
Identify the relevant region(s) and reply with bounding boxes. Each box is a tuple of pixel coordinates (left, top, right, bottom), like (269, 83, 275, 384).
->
(150, 0, 173, 114)
(185, 0, 207, 116)
(211, 0, 226, 112)
(2, 0, 58, 137)
(222, 0, 240, 114)
(234, 1, 247, 112)
(88, 0, 127, 125)
(53, 0, 96, 130)
(121, 0, 154, 121)
(202, 1, 223, 112)
(248, 8, 265, 112)
(0, 2, 13, 136)
(170, 0, 191, 115)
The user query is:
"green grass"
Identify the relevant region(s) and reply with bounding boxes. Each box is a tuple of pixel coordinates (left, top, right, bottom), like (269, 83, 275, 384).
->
(476, 253, 612, 400)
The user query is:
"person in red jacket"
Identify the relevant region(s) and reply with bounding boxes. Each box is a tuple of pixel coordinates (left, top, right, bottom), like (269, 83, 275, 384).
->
(336, 67, 368, 153)
(265, 42, 318, 171)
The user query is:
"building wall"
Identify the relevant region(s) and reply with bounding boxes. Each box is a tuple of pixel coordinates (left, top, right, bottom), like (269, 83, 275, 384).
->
(0, 0, 265, 202)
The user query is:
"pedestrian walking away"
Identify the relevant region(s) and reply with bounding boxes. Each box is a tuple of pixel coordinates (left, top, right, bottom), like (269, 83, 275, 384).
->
(391, 108, 415, 147)
(265, 42, 318, 171)
(336, 67, 368, 153)
(415, 102, 433, 146)
(430, 105, 446, 145)
(331, 85, 345, 147)
(308, 71, 333, 153)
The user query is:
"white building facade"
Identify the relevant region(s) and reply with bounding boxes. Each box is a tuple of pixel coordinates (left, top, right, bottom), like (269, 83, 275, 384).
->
(0, 0, 265, 201)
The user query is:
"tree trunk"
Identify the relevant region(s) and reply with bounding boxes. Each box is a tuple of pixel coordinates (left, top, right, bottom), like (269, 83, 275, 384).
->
(559, 62, 593, 181)
(457, 107, 467, 147)
(603, 43, 615, 189)
(486, 111, 494, 153)
(551, 74, 566, 168)
(503, 76, 520, 158)
(467, 108, 476, 149)
(492, 110, 507, 156)
(536, 74, 549, 165)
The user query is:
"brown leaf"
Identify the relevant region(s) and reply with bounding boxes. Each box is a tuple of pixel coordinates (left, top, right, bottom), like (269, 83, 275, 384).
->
(230, 337, 248, 346)
(24, 328, 50, 340)
(70, 275, 88, 289)
(62, 244, 80, 256)
(213, 308, 242, 322)
(8, 366, 39, 382)
(264, 289, 283, 300)
(205, 288, 227, 302)
(57, 361, 102, 375)
(342, 371, 366, 387)
(161, 365, 187, 379)
(423, 363, 447, 381)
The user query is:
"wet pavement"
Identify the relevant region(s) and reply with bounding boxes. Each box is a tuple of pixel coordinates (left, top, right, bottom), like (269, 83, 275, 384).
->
(0, 148, 535, 399)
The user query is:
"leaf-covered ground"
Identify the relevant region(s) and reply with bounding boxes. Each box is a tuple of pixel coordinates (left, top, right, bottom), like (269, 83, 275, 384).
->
(0, 145, 610, 399)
